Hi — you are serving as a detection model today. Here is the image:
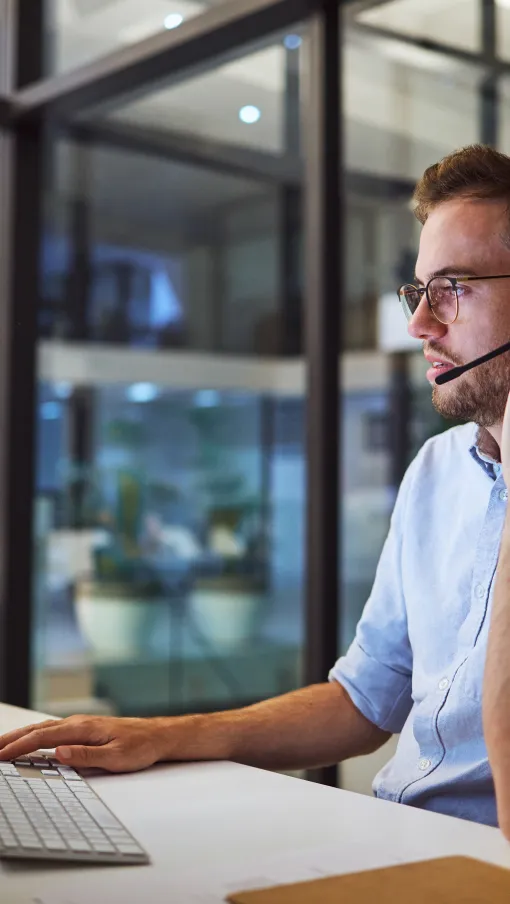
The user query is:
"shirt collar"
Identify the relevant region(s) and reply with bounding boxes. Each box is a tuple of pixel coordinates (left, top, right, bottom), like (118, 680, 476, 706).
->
(469, 425, 502, 481)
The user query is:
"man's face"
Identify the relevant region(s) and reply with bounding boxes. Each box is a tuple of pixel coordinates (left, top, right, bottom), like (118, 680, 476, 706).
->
(412, 197, 510, 428)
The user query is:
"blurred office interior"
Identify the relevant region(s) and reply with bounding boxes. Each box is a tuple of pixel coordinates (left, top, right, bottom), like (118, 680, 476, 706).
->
(0, 0, 502, 791)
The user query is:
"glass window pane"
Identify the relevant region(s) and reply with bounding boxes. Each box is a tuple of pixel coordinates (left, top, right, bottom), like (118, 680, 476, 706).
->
(45, 0, 237, 75)
(345, 26, 481, 184)
(103, 42, 291, 153)
(33, 30, 307, 718)
(354, 0, 480, 54)
(44, 141, 284, 353)
(497, 3, 510, 60)
(499, 78, 510, 149)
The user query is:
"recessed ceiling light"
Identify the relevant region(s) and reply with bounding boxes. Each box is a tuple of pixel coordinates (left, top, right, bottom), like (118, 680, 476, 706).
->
(284, 34, 302, 50)
(127, 383, 160, 403)
(239, 105, 261, 124)
(164, 13, 184, 30)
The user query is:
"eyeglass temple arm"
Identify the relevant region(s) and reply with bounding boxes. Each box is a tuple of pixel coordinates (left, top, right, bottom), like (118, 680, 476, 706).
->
(457, 274, 510, 283)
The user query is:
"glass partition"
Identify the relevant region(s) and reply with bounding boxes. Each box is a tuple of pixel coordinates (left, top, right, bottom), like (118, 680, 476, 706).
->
(43, 0, 237, 75)
(33, 28, 307, 718)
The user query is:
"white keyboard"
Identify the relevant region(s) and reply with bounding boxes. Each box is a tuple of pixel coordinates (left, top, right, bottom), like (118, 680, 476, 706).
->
(0, 753, 150, 865)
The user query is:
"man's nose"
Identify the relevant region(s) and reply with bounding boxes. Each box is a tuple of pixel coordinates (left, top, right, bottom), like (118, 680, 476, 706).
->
(407, 293, 448, 342)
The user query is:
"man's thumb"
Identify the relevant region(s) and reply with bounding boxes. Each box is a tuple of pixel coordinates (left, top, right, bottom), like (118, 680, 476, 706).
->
(55, 744, 108, 768)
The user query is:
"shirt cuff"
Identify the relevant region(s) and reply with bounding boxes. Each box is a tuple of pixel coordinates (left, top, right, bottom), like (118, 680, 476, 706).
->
(329, 639, 412, 734)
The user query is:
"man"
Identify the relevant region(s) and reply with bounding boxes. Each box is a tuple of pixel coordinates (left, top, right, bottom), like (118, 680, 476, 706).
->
(3, 143, 510, 838)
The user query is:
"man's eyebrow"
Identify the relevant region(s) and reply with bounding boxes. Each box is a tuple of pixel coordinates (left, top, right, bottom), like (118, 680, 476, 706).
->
(414, 266, 479, 285)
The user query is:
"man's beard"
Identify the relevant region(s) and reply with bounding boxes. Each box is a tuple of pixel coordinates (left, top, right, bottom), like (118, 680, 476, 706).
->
(432, 353, 510, 427)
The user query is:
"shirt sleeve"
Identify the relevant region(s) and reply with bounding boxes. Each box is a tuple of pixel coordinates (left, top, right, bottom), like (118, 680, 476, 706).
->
(329, 456, 418, 734)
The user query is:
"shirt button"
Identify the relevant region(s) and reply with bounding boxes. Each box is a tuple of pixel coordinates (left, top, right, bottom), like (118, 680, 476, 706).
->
(438, 678, 449, 691)
(475, 584, 485, 599)
(500, 489, 508, 502)
(418, 758, 431, 772)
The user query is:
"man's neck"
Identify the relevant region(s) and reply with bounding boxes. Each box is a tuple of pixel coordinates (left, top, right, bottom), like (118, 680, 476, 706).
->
(478, 424, 502, 462)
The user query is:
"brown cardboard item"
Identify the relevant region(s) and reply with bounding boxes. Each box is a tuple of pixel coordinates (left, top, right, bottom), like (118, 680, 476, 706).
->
(226, 856, 510, 903)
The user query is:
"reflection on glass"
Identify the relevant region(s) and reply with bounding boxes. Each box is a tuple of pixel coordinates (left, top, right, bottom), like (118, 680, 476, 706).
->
(34, 377, 306, 716)
(344, 26, 479, 182)
(103, 40, 293, 153)
(497, 3, 510, 60)
(498, 78, 510, 144)
(33, 26, 307, 716)
(42, 141, 284, 355)
(341, 373, 394, 652)
(44, 0, 234, 75)
(353, 0, 479, 53)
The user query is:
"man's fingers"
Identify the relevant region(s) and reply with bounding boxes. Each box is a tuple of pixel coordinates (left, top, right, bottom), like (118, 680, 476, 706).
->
(0, 722, 104, 762)
(0, 720, 60, 754)
(0, 716, 153, 774)
(55, 744, 115, 771)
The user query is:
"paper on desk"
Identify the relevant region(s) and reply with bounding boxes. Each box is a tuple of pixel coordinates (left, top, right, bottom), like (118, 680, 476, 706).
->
(187, 840, 432, 904)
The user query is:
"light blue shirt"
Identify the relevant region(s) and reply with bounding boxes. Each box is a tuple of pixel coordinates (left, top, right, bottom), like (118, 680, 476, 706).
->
(330, 422, 509, 827)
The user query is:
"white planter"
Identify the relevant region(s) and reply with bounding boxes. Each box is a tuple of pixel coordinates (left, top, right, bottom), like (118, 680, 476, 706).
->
(190, 580, 265, 650)
(75, 582, 169, 661)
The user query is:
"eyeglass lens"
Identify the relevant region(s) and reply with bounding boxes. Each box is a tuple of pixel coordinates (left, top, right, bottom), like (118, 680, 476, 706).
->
(399, 276, 458, 324)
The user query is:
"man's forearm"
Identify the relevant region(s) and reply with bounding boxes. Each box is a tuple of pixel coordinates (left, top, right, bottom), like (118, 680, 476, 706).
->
(484, 516, 510, 840)
(155, 682, 390, 773)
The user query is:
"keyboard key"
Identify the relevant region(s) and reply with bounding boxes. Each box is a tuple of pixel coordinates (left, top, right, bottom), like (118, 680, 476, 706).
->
(92, 841, 115, 853)
(44, 838, 68, 851)
(16, 835, 41, 848)
(68, 839, 91, 852)
(106, 829, 131, 842)
(58, 768, 80, 779)
(80, 800, 121, 829)
(116, 843, 145, 856)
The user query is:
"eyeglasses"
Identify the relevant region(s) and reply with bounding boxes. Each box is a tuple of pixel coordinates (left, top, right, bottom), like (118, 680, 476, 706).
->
(397, 274, 510, 325)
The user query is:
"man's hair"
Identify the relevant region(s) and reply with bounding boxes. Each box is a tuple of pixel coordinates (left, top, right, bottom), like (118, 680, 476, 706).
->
(413, 144, 510, 227)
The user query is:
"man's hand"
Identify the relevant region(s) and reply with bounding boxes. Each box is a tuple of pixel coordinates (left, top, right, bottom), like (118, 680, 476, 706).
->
(0, 715, 164, 773)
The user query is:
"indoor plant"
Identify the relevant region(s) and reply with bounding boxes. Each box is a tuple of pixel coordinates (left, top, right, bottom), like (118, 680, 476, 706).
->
(188, 403, 269, 649)
(75, 467, 177, 660)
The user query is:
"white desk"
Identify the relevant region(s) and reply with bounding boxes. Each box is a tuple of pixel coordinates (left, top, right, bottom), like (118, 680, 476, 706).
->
(2, 703, 510, 903)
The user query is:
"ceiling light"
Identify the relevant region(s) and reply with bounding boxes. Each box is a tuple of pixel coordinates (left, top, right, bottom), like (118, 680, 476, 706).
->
(164, 13, 184, 30)
(127, 383, 160, 403)
(239, 105, 261, 125)
(284, 34, 302, 50)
